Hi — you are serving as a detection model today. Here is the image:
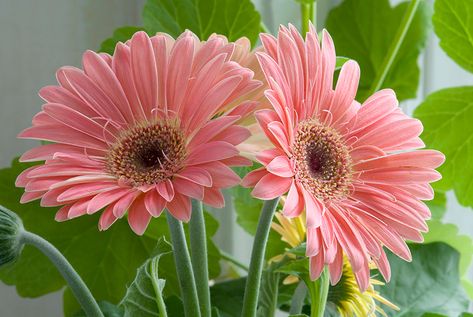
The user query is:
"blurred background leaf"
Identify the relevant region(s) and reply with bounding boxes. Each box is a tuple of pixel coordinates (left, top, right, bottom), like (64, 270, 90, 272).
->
(101, 0, 261, 55)
(433, 0, 473, 73)
(326, 0, 430, 102)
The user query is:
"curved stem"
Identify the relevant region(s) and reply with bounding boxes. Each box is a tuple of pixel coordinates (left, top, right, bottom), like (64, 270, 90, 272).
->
(166, 212, 201, 317)
(220, 250, 249, 272)
(368, 0, 421, 95)
(20, 231, 103, 317)
(150, 259, 168, 317)
(189, 200, 211, 317)
(307, 268, 330, 317)
(289, 281, 307, 315)
(240, 197, 280, 317)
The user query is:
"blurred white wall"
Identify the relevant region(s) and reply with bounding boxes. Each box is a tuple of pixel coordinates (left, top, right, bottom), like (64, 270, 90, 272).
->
(0, 0, 472, 316)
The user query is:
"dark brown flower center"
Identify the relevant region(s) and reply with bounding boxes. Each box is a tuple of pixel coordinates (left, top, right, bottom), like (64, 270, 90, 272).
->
(106, 121, 186, 186)
(293, 119, 352, 201)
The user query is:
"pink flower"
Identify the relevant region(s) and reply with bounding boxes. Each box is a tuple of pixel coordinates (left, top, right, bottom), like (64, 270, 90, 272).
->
(242, 24, 444, 291)
(17, 31, 261, 235)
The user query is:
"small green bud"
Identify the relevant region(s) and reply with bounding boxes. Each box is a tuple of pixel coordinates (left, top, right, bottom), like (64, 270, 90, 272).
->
(0, 205, 25, 267)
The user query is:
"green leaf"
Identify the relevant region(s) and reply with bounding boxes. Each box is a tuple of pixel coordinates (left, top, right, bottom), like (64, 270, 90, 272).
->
(433, 0, 473, 73)
(426, 192, 447, 220)
(335, 56, 349, 71)
(257, 263, 281, 317)
(288, 315, 309, 317)
(100, 26, 147, 54)
(120, 238, 172, 317)
(232, 166, 286, 260)
(422, 220, 473, 299)
(142, 0, 261, 46)
(73, 301, 124, 317)
(326, 0, 430, 101)
(0, 159, 157, 316)
(379, 243, 469, 317)
(414, 87, 473, 206)
(210, 278, 246, 317)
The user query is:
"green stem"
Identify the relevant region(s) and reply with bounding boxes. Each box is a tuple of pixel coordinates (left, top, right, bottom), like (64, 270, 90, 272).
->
(368, 0, 421, 95)
(240, 198, 280, 317)
(300, 3, 312, 35)
(166, 212, 201, 317)
(20, 231, 103, 317)
(307, 268, 330, 317)
(189, 200, 211, 317)
(150, 259, 168, 317)
(220, 250, 249, 272)
(289, 282, 307, 315)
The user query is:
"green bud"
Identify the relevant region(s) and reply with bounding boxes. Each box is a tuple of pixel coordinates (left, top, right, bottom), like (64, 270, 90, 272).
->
(0, 205, 25, 267)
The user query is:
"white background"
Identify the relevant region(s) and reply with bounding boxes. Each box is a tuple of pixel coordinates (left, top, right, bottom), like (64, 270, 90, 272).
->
(0, 0, 472, 316)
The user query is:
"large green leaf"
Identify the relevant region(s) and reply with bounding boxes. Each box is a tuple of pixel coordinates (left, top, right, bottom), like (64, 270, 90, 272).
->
(423, 220, 473, 299)
(0, 160, 157, 315)
(210, 278, 246, 317)
(433, 0, 473, 73)
(143, 0, 261, 45)
(414, 87, 473, 206)
(120, 238, 172, 317)
(379, 243, 469, 317)
(426, 192, 447, 220)
(325, 0, 430, 102)
(100, 26, 147, 54)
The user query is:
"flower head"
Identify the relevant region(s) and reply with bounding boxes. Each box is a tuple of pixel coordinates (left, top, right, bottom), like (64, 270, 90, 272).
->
(242, 24, 444, 290)
(17, 31, 260, 235)
(0, 206, 25, 267)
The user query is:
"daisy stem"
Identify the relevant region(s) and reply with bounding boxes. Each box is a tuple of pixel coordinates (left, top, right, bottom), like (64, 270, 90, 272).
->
(166, 212, 201, 317)
(20, 231, 103, 317)
(300, 1, 316, 35)
(368, 0, 421, 95)
(240, 197, 280, 317)
(189, 200, 211, 317)
(307, 267, 330, 317)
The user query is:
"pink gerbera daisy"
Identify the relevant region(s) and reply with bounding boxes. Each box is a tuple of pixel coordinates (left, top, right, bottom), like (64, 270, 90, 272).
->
(242, 24, 444, 291)
(16, 31, 261, 235)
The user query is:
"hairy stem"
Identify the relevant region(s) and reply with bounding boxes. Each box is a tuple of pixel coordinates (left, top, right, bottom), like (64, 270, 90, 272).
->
(240, 197, 280, 317)
(166, 212, 201, 317)
(189, 200, 211, 317)
(20, 231, 103, 317)
(307, 268, 330, 317)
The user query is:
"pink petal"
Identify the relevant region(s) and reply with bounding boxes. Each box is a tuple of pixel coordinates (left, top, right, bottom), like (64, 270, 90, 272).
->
(167, 193, 192, 222)
(186, 141, 239, 165)
(172, 177, 205, 200)
(266, 155, 294, 177)
(144, 188, 166, 217)
(203, 188, 225, 208)
(176, 167, 212, 187)
(157, 179, 175, 202)
(128, 195, 152, 235)
(98, 205, 118, 231)
(241, 168, 268, 188)
(282, 181, 304, 217)
(252, 173, 292, 200)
